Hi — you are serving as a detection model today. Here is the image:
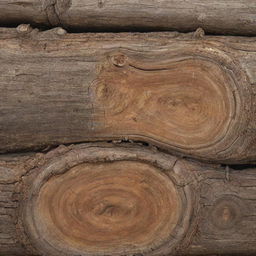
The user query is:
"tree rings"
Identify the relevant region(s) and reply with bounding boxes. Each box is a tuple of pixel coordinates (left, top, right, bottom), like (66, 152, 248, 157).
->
(22, 146, 193, 256)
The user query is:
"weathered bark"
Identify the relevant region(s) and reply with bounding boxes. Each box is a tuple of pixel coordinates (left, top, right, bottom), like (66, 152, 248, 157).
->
(1, 27, 256, 163)
(0, 0, 256, 35)
(0, 143, 256, 255)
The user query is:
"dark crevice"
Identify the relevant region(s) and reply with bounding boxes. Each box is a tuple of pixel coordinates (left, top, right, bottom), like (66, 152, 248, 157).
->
(1, 21, 256, 37)
(107, 139, 150, 147)
(221, 164, 256, 170)
(1, 139, 256, 170)
(61, 26, 255, 37)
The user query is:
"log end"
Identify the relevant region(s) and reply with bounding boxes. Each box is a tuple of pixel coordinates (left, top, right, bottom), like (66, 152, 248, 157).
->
(22, 146, 193, 255)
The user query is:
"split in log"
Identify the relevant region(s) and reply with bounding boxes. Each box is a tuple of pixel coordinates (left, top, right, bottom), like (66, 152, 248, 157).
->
(0, 143, 256, 255)
(1, 27, 256, 163)
(0, 0, 256, 35)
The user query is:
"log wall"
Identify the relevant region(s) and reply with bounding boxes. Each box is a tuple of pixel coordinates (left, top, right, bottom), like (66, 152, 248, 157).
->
(1, 1, 256, 256)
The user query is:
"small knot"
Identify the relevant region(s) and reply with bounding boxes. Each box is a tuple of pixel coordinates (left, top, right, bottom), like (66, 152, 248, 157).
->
(55, 27, 67, 35)
(110, 54, 127, 67)
(16, 24, 33, 34)
(193, 27, 205, 38)
(98, 0, 105, 8)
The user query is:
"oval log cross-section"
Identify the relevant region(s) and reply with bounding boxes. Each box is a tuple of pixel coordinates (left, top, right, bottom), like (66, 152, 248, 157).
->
(37, 162, 179, 255)
(93, 55, 236, 153)
(23, 146, 192, 256)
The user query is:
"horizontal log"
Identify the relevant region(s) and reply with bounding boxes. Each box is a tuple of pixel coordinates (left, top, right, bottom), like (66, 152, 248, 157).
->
(1, 27, 256, 163)
(0, 143, 256, 255)
(0, 0, 256, 35)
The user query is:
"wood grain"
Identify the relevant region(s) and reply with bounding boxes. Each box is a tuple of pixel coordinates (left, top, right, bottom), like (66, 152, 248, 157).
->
(0, 0, 256, 35)
(1, 27, 256, 163)
(34, 161, 181, 255)
(94, 56, 234, 149)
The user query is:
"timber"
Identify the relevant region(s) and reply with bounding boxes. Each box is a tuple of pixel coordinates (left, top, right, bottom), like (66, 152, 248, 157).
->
(0, 0, 256, 35)
(0, 143, 256, 255)
(1, 27, 256, 163)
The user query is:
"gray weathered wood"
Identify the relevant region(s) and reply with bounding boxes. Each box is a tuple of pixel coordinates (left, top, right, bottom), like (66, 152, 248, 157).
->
(0, 0, 256, 35)
(1, 27, 256, 163)
(0, 143, 256, 255)
(0, 154, 32, 256)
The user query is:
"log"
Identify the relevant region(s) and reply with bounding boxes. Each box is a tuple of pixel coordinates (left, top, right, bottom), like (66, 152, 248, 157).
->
(1, 27, 256, 163)
(0, 143, 256, 255)
(0, 0, 256, 35)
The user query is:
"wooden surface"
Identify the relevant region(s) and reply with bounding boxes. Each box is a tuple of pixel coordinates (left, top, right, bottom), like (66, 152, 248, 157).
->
(33, 162, 181, 255)
(0, 143, 256, 255)
(0, 0, 256, 35)
(1, 27, 256, 163)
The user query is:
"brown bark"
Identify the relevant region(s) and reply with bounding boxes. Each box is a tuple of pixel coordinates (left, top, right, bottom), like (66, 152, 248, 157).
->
(0, 143, 256, 255)
(1, 27, 256, 163)
(0, 0, 256, 35)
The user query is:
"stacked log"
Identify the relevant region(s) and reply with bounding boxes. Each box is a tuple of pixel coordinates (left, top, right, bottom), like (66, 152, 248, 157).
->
(0, 0, 256, 35)
(1, 27, 256, 163)
(1, 143, 256, 256)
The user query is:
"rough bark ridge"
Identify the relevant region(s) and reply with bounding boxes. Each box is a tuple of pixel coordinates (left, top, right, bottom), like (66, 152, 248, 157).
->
(0, 143, 256, 256)
(1, 27, 256, 163)
(0, 0, 256, 35)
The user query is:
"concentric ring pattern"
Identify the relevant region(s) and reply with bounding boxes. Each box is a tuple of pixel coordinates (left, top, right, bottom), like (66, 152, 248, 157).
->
(35, 161, 181, 255)
(95, 57, 235, 150)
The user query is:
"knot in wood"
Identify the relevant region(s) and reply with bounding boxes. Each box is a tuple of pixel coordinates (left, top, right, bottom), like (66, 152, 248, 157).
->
(193, 27, 205, 38)
(55, 27, 67, 35)
(111, 54, 127, 67)
(16, 24, 33, 34)
(210, 195, 244, 230)
(98, 0, 105, 8)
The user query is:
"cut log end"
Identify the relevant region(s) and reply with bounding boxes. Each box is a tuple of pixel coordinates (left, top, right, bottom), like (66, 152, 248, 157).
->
(23, 149, 190, 256)
(36, 162, 180, 255)
(94, 56, 235, 150)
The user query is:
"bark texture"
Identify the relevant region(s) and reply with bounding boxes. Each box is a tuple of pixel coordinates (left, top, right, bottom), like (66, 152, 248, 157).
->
(0, 143, 256, 255)
(1, 27, 256, 163)
(0, 0, 256, 35)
